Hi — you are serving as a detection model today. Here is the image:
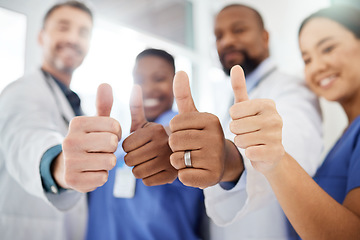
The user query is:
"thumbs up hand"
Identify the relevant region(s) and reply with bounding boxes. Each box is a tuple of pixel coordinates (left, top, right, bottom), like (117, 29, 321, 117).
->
(53, 83, 121, 193)
(122, 85, 177, 186)
(229, 65, 285, 174)
(168, 71, 226, 189)
(128, 85, 147, 133)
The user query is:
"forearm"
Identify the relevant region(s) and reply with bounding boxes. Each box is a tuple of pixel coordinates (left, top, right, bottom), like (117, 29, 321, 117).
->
(221, 139, 244, 182)
(265, 153, 360, 240)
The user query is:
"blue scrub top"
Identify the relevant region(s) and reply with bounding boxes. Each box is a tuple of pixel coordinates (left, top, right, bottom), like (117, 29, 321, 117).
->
(86, 110, 207, 240)
(314, 116, 360, 203)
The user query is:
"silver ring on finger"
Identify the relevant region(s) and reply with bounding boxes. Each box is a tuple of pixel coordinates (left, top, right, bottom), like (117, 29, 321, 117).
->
(184, 150, 192, 168)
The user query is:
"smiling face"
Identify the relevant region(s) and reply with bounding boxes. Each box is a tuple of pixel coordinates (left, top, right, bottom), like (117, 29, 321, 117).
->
(214, 5, 269, 76)
(299, 17, 360, 103)
(133, 55, 174, 122)
(39, 6, 92, 76)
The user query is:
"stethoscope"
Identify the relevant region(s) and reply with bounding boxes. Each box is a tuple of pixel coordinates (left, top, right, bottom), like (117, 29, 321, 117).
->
(41, 69, 71, 126)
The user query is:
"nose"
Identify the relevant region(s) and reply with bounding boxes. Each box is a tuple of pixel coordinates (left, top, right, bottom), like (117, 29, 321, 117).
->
(218, 32, 237, 49)
(141, 79, 156, 97)
(309, 55, 328, 76)
(64, 28, 81, 46)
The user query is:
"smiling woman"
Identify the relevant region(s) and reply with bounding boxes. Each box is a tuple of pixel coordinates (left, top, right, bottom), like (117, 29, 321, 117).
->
(133, 49, 175, 122)
(299, 7, 360, 123)
(240, 5, 360, 240)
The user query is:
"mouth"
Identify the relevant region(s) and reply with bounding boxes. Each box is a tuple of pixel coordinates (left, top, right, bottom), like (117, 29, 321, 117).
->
(318, 74, 337, 88)
(222, 51, 243, 63)
(57, 44, 82, 56)
(143, 98, 160, 108)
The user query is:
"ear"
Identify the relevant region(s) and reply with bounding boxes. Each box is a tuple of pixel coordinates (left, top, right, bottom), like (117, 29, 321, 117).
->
(262, 29, 269, 45)
(38, 30, 44, 46)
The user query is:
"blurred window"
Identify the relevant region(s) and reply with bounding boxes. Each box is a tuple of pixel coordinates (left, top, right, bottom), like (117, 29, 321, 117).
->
(0, 7, 26, 93)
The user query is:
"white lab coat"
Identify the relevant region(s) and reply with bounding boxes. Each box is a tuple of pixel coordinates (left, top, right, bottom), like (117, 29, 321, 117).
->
(204, 59, 323, 240)
(0, 70, 87, 240)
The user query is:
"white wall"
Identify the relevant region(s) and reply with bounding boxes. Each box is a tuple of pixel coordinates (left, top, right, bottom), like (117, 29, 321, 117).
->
(0, 0, 348, 157)
(0, 0, 56, 75)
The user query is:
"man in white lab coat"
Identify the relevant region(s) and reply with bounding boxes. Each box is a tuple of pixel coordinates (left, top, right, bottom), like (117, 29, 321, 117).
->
(168, 4, 323, 240)
(0, 1, 120, 239)
(206, 4, 324, 239)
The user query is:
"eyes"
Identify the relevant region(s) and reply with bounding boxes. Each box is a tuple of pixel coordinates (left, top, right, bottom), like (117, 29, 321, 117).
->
(302, 43, 337, 65)
(134, 76, 168, 85)
(322, 45, 336, 54)
(215, 26, 247, 42)
(56, 22, 90, 39)
(57, 23, 69, 32)
(154, 77, 166, 83)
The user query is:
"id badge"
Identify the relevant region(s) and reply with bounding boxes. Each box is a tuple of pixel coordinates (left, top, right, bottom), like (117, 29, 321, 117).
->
(113, 163, 136, 198)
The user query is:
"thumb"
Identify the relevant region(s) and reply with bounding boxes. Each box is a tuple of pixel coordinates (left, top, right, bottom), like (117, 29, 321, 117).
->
(96, 83, 113, 117)
(173, 71, 197, 114)
(130, 84, 147, 133)
(230, 65, 249, 103)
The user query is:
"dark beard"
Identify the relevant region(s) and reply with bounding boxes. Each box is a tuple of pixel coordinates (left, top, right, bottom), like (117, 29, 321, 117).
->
(221, 50, 259, 77)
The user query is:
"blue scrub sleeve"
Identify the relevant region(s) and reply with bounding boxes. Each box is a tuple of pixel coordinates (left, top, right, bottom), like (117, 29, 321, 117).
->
(40, 144, 66, 194)
(346, 135, 360, 194)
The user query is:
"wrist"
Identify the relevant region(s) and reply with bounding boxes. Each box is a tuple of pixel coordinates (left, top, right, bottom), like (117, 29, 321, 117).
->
(51, 152, 68, 189)
(262, 152, 289, 182)
(221, 139, 244, 182)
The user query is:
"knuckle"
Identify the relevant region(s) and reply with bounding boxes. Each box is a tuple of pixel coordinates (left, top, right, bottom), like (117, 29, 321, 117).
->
(62, 137, 71, 150)
(64, 172, 77, 188)
(132, 167, 142, 179)
(153, 123, 164, 132)
(109, 134, 119, 152)
(169, 153, 177, 168)
(111, 119, 121, 137)
(162, 171, 175, 184)
(169, 117, 178, 132)
(69, 116, 85, 130)
(208, 114, 220, 125)
(234, 135, 245, 148)
(99, 171, 109, 186)
(62, 136, 78, 151)
(213, 172, 222, 185)
(122, 138, 130, 153)
(229, 120, 237, 133)
(178, 173, 191, 187)
(229, 105, 236, 118)
(123, 154, 133, 166)
(168, 134, 176, 149)
(268, 114, 283, 129)
(142, 178, 153, 186)
(108, 154, 117, 169)
(264, 99, 276, 108)
(68, 118, 78, 130)
(167, 175, 176, 184)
